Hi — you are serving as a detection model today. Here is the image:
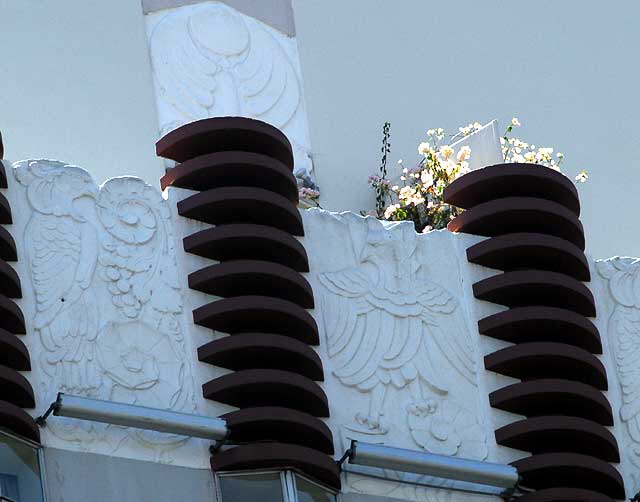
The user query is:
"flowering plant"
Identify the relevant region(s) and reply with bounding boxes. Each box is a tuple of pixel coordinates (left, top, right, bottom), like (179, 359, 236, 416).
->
(368, 118, 588, 232)
(298, 187, 321, 208)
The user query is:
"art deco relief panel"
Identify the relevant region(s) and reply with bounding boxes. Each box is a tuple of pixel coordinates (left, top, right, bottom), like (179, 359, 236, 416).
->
(7, 159, 211, 468)
(594, 257, 640, 496)
(301, 210, 507, 501)
(6, 155, 638, 499)
(145, 1, 317, 189)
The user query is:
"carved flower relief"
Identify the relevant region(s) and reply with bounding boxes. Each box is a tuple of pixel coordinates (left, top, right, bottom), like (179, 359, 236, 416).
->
(101, 199, 156, 244)
(98, 321, 184, 404)
(95, 321, 191, 452)
(407, 398, 488, 461)
(97, 178, 161, 245)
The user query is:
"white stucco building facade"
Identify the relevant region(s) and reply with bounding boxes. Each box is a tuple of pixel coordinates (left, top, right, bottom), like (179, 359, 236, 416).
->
(1, 2, 639, 501)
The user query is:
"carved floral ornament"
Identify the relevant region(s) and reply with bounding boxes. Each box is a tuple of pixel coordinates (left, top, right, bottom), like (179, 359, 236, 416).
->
(13, 159, 197, 462)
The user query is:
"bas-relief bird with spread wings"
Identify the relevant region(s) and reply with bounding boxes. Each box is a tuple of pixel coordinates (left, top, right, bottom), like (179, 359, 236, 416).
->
(319, 219, 476, 434)
(15, 160, 101, 395)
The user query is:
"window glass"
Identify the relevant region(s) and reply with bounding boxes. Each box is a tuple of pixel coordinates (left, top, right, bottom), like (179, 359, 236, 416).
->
(296, 475, 336, 502)
(0, 432, 44, 502)
(218, 472, 284, 502)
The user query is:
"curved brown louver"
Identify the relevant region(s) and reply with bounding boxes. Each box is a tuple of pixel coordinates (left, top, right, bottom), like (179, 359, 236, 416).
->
(0, 159, 38, 442)
(495, 416, 620, 462)
(222, 407, 334, 454)
(443, 163, 580, 215)
(210, 442, 340, 489)
(177, 187, 304, 234)
(517, 487, 614, 502)
(489, 379, 613, 426)
(157, 117, 338, 490)
(192, 295, 319, 344)
(188, 261, 315, 308)
(203, 369, 330, 416)
(448, 196, 586, 249)
(0, 192, 12, 224)
(472, 270, 596, 316)
(512, 453, 625, 499)
(160, 151, 298, 202)
(198, 333, 324, 381)
(183, 224, 309, 272)
(478, 306, 602, 353)
(0, 329, 31, 370)
(466, 232, 590, 281)
(444, 163, 623, 499)
(484, 342, 608, 389)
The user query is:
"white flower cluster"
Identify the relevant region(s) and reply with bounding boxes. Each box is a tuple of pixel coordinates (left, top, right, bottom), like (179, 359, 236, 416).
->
(575, 169, 588, 183)
(299, 187, 320, 201)
(500, 117, 585, 180)
(458, 122, 483, 136)
(502, 137, 562, 170)
(369, 117, 586, 232)
(378, 132, 474, 230)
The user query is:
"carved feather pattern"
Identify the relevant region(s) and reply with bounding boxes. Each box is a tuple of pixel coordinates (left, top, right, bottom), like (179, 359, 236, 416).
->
(16, 161, 100, 393)
(598, 257, 640, 487)
(319, 219, 476, 400)
(319, 260, 476, 395)
(149, 2, 300, 135)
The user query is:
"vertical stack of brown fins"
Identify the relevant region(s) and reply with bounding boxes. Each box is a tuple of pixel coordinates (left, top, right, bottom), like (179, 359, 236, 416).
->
(444, 163, 624, 501)
(0, 146, 39, 443)
(157, 117, 339, 490)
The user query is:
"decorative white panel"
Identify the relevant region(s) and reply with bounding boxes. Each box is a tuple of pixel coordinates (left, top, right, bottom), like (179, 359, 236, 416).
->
(595, 257, 640, 495)
(301, 210, 505, 501)
(9, 160, 211, 469)
(145, 1, 317, 189)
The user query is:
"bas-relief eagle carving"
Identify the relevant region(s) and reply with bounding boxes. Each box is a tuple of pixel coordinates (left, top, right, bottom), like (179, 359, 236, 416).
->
(598, 257, 640, 489)
(147, 2, 316, 188)
(319, 218, 477, 435)
(16, 161, 101, 394)
(14, 160, 195, 458)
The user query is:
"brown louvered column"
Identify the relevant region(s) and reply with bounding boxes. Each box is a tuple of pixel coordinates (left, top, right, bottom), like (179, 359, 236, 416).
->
(157, 117, 339, 490)
(444, 164, 624, 501)
(0, 155, 39, 443)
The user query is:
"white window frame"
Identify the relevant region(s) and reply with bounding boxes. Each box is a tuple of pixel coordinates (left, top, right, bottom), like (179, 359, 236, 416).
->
(214, 468, 340, 502)
(290, 470, 341, 502)
(0, 428, 47, 502)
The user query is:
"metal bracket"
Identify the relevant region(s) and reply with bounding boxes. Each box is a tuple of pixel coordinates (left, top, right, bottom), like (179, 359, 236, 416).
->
(35, 395, 62, 427)
(210, 430, 231, 454)
(336, 448, 353, 469)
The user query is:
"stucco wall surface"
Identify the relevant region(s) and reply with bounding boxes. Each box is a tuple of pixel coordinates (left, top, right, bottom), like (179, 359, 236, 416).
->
(0, 0, 164, 184)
